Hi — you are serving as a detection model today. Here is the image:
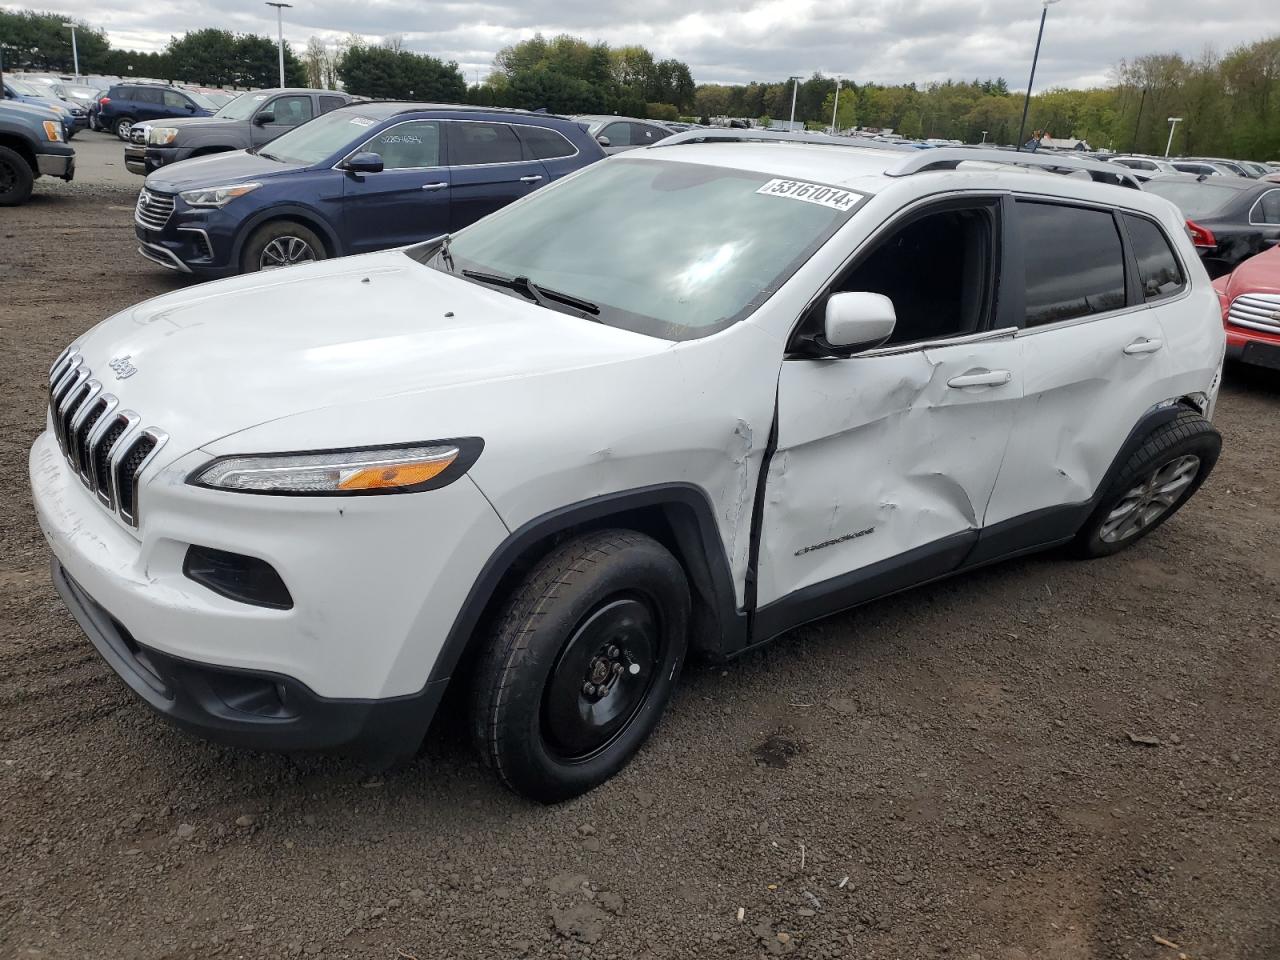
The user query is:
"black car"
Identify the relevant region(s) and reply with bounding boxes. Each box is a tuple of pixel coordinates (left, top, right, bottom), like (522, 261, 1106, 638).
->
(1145, 174, 1280, 278)
(125, 88, 355, 176)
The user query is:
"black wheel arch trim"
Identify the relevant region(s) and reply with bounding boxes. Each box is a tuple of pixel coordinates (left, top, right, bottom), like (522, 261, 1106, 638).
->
(427, 482, 747, 684)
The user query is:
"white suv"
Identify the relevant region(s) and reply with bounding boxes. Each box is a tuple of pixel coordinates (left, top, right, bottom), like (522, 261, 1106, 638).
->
(30, 136, 1225, 802)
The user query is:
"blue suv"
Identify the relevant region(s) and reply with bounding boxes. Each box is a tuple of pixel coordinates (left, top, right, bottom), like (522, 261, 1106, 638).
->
(133, 104, 606, 277)
(100, 82, 217, 140)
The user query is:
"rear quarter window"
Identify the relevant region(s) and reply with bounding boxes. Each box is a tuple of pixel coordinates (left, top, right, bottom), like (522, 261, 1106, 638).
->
(1015, 201, 1127, 326)
(516, 124, 577, 160)
(1123, 215, 1185, 301)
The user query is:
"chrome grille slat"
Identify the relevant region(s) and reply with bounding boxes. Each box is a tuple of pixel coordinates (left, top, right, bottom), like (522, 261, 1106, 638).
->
(1228, 293, 1280, 332)
(46, 350, 167, 527)
(134, 188, 175, 230)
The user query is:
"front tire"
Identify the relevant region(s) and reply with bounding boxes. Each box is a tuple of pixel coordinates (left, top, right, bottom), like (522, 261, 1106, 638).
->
(471, 530, 690, 803)
(1072, 409, 1221, 558)
(0, 146, 34, 206)
(113, 117, 134, 140)
(240, 220, 327, 274)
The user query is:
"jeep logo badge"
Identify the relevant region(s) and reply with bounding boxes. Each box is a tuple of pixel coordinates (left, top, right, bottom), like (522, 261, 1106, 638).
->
(109, 356, 138, 380)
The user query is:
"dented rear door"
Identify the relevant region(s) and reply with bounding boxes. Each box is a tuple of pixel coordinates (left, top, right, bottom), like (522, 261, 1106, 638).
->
(755, 332, 1023, 610)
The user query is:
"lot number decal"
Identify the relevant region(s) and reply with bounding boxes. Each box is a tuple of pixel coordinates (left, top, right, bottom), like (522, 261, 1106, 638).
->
(756, 178, 859, 211)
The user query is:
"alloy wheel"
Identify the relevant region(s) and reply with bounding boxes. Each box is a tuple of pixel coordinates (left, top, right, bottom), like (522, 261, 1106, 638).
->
(1099, 454, 1200, 543)
(259, 236, 318, 270)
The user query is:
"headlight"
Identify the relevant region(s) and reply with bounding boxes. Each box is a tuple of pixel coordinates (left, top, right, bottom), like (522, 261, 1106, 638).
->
(179, 182, 262, 208)
(42, 121, 63, 142)
(190, 440, 483, 495)
(149, 127, 179, 145)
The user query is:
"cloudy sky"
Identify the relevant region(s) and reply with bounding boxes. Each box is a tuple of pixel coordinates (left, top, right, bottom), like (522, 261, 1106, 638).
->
(17, 0, 1276, 88)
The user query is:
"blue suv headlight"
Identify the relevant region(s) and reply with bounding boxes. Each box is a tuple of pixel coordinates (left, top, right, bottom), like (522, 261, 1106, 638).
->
(180, 182, 263, 208)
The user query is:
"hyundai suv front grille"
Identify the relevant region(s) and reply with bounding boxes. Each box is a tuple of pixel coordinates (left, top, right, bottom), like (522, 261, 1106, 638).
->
(134, 188, 175, 230)
(46, 348, 167, 528)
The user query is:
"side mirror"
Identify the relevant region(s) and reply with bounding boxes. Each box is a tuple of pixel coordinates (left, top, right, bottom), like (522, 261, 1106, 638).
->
(344, 151, 384, 174)
(819, 292, 897, 355)
(185, 102, 195, 112)
(595, 134, 610, 148)
(253, 111, 274, 126)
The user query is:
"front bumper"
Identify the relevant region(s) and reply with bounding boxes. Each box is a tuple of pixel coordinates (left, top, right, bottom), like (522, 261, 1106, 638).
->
(133, 194, 236, 277)
(124, 143, 148, 176)
(36, 148, 75, 181)
(53, 560, 445, 762)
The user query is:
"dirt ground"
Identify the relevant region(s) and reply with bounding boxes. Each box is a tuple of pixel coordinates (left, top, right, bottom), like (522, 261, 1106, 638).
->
(2, 177, 1279, 960)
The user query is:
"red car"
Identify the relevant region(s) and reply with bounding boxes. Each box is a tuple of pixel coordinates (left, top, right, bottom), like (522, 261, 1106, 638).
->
(1214, 244, 1280, 369)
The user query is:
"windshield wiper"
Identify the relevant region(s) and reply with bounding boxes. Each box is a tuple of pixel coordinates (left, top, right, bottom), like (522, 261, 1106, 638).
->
(461, 269, 600, 316)
(258, 150, 281, 162)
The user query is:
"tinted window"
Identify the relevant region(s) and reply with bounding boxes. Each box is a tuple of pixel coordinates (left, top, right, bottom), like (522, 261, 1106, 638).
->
(448, 122, 522, 165)
(134, 87, 164, 104)
(364, 121, 440, 169)
(1252, 190, 1280, 225)
(318, 95, 346, 114)
(630, 123, 667, 145)
(163, 90, 190, 109)
(269, 95, 314, 126)
(1016, 201, 1126, 326)
(1117, 159, 1155, 171)
(517, 124, 575, 160)
(1124, 215, 1184, 300)
(600, 121, 631, 146)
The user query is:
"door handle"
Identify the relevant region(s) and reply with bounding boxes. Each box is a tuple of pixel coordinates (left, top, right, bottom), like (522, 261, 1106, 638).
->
(1123, 338, 1164, 355)
(519, 175, 544, 184)
(947, 369, 1012, 388)
(420, 182, 449, 192)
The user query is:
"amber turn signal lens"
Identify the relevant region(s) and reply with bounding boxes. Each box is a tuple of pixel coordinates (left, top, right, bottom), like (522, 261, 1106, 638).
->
(337, 455, 456, 491)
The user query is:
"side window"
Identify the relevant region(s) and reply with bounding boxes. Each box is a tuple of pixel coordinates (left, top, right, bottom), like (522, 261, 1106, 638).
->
(516, 124, 576, 160)
(163, 90, 189, 110)
(832, 205, 995, 345)
(364, 121, 441, 169)
(1123, 215, 1185, 301)
(447, 121, 523, 165)
(269, 95, 314, 126)
(1015, 201, 1127, 327)
(318, 95, 346, 114)
(136, 88, 164, 105)
(631, 123, 665, 145)
(600, 121, 631, 146)
(1251, 190, 1280, 225)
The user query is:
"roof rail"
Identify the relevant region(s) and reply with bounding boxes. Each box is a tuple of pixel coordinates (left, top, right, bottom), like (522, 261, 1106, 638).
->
(652, 127, 914, 153)
(886, 147, 1142, 189)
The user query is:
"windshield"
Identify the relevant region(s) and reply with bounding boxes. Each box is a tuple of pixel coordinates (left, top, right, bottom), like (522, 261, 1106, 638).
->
(185, 90, 218, 111)
(7, 78, 42, 96)
(416, 158, 864, 340)
(216, 91, 272, 121)
(1144, 180, 1243, 219)
(259, 108, 369, 165)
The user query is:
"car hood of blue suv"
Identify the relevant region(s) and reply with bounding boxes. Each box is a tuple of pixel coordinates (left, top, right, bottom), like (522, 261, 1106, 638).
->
(145, 150, 305, 193)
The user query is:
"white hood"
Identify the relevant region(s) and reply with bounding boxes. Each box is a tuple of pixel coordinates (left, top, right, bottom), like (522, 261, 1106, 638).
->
(70, 251, 669, 457)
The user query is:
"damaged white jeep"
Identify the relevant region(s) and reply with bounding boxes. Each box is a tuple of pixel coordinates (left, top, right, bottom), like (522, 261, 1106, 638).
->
(31, 135, 1224, 802)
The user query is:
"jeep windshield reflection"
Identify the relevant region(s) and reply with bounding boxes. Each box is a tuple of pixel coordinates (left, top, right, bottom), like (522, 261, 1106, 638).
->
(412, 158, 865, 341)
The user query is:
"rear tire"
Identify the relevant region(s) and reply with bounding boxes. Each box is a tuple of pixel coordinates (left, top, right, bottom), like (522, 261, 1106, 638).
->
(240, 221, 327, 274)
(0, 146, 34, 206)
(470, 530, 690, 803)
(1072, 409, 1221, 558)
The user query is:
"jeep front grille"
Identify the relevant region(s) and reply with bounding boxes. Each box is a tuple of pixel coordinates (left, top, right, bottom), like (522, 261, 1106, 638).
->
(134, 188, 175, 230)
(1227, 293, 1280, 334)
(47, 347, 167, 528)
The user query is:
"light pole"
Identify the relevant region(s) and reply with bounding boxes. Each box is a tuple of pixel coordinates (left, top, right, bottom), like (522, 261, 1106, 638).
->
(1165, 117, 1183, 157)
(265, 2, 292, 88)
(1016, 0, 1062, 152)
(829, 77, 842, 135)
(981, 130, 988, 144)
(788, 75, 801, 132)
(61, 22, 79, 80)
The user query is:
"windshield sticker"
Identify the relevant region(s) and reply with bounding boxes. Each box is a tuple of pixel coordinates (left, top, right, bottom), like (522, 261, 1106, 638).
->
(349, 116, 375, 127)
(253, 94, 267, 101)
(381, 134, 421, 144)
(756, 178, 859, 211)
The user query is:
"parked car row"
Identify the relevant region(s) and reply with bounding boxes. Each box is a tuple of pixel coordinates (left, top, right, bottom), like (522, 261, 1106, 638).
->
(1143, 175, 1280, 278)
(2, 76, 86, 139)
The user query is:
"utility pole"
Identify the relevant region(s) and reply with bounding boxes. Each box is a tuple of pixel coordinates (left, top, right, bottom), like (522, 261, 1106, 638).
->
(265, 2, 292, 88)
(1165, 117, 1183, 157)
(1130, 86, 1147, 152)
(61, 23, 79, 80)
(981, 130, 988, 144)
(1016, 0, 1062, 152)
(829, 77, 842, 135)
(788, 75, 801, 131)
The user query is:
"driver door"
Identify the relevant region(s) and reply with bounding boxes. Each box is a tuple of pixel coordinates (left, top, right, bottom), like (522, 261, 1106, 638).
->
(251, 94, 314, 148)
(754, 197, 1022, 630)
(342, 120, 451, 254)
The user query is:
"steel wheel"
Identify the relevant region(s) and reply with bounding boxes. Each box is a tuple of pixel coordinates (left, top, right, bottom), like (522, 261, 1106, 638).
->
(1098, 454, 1201, 544)
(542, 596, 660, 761)
(259, 235, 318, 270)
